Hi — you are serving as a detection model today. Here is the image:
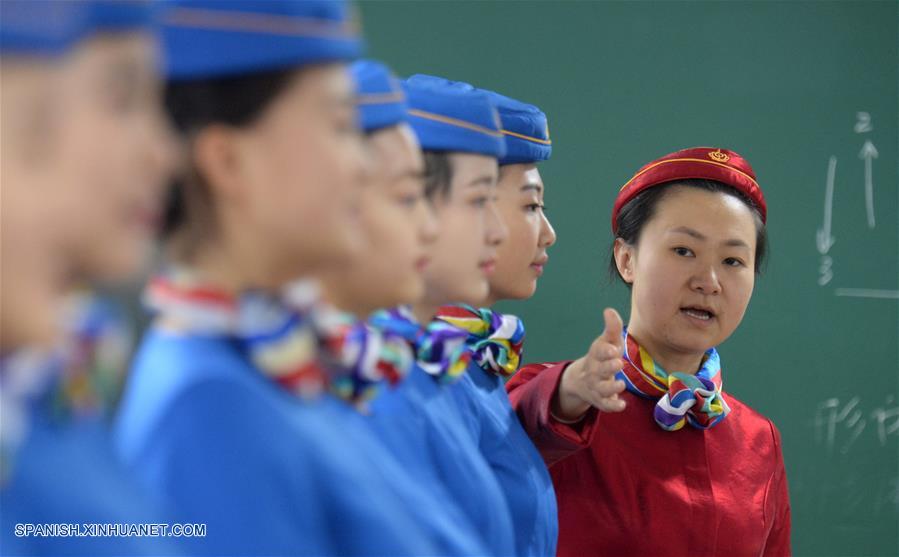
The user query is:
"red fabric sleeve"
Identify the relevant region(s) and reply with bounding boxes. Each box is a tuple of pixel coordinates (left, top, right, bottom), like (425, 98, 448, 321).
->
(762, 424, 792, 557)
(506, 360, 599, 467)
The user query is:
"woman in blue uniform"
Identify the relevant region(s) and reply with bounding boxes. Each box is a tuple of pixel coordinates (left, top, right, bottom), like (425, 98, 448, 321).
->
(114, 4, 475, 556)
(315, 58, 493, 556)
(433, 90, 577, 557)
(387, 74, 523, 557)
(322, 72, 518, 555)
(1, 2, 180, 556)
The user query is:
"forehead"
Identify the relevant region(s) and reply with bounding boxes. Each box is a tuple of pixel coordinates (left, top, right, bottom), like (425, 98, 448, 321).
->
(498, 162, 542, 190)
(648, 186, 757, 239)
(369, 123, 423, 174)
(449, 152, 498, 184)
(68, 32, 156, 72)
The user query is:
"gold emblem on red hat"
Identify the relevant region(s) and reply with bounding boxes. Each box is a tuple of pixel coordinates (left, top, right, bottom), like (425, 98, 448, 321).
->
(708, 149, 729, 163)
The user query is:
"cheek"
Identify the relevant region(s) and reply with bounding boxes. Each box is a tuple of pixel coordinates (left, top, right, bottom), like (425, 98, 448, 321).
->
(428, 208, 474, 270)
(496, 216, 535, 267)
(726, 274, 755, 317)
(369, 205, 415, 259)
(632, 265, 678, 318)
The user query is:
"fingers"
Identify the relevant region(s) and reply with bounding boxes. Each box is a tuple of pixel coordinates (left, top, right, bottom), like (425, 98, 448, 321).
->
(595, 394, 626, 413)
(579, 365, 627, 413)
(558, 307, 629, 416)
(599, 308, 624, 348)
(581, 377, 626, 413)
(594, 376, 626, 398)
(585, 341, 624, 379)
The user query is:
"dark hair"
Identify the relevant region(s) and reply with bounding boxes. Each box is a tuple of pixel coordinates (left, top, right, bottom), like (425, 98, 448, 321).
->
(422, 151, 453, 200)
(609, 179, 768, 285)
(162, 68, 299, 262)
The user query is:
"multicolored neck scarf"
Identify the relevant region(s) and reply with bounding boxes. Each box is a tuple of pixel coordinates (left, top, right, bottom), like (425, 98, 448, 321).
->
(145, 269, 411, 410)
(281, 284, 414, 411)
(369, 306, 471, 384)
(615, 328, 730, 431)
(434, 304, 525, 378)
(0, 291, 131, 483)
(145, 269, 329, 399)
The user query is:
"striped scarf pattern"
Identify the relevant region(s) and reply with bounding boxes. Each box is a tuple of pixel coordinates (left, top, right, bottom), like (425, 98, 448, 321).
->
(434, 304, 525, 377)
(368, 306, 471, 383)
(616, 328, 730, 431)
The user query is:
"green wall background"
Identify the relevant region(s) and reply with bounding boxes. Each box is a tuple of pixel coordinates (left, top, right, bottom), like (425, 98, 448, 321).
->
(361, 2, 898, 555)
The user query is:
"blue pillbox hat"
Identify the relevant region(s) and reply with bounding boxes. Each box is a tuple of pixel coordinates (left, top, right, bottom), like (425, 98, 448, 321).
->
(0, 1, 87, 56)
(402, 74, 505, 159)
(480, 89, 551, 165)
(87, 1, 157, 31)
(351, 59, 406, 133)
(160, 0, 364, 81)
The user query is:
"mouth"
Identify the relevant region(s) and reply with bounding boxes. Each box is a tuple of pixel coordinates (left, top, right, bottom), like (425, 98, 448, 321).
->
(680, 305, 716, 323)
(132, 205, 161, 231)
(415, 255, 430, 272)
(530, 255, 549, 275)
(478, 258, 496, 275)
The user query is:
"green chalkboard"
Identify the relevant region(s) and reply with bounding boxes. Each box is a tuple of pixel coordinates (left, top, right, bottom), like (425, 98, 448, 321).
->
(361, 1, 898, 555)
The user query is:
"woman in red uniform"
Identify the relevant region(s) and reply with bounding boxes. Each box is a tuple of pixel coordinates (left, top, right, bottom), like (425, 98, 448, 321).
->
(507, 147, 791, 557)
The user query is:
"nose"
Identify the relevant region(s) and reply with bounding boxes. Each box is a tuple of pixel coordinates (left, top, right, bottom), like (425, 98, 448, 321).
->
(538, 210, 557, 248)
(485, 197, 507, 247)
(418, 201, 439, 245)
(354, 132, 375, 189)
(146, 107, 180, 187)
(690, 263, 721, 295)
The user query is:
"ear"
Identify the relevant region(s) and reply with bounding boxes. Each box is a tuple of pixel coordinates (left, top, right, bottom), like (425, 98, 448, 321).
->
(191, 124, 248, 201)
(613, 237, 636, 284)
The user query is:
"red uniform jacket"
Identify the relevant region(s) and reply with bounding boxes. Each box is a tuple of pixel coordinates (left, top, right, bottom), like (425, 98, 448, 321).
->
(507, 361, 791, 557)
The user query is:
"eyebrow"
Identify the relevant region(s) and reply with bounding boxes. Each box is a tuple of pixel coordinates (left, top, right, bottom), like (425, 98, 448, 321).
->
(467, 175, 496, 188)
(669, 226, 751, 249)
(520, 182, 543, 194)
(396, 168, 427, 181)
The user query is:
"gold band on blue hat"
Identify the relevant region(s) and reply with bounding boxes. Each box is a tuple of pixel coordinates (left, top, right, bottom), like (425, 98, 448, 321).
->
(408, 108, 502, 138)
(501, 129, 552, 146)
(164, 7, 359, 39)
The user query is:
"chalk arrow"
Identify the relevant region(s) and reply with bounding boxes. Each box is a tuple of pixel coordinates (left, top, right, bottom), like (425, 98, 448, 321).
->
(859, 140, 878, 229)
(816, 156, 837, 254)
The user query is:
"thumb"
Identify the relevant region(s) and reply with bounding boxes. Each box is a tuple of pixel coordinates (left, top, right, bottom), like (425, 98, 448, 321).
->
(600, 308, 624, 348)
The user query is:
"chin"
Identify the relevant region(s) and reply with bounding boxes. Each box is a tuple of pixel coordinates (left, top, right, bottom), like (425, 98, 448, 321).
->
(379, 284, 421, 311)
(516, 280, 538, 300)
(667, 329, 719, 354)
(90, 246, 147, 284)
(454, 282, 490, 307)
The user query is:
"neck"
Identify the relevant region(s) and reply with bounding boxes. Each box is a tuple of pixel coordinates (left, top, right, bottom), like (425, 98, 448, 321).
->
(186, 239, 282, 295)
(318, 282, 367, 318)
(627, 323, 705, 375)
(410, 301, 439, 325)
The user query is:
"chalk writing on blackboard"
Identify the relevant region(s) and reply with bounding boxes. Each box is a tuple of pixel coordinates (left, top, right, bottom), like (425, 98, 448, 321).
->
(859, 140, 879, 229)
(816, 156, 837, 286)
(817, 112, 896, 299)
(856, 112, 879, 229)
(854, 111, 873, 134)
(813, 395, 899, 455)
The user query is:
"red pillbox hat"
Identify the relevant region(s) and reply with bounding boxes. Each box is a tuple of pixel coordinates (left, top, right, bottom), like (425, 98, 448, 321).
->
(612, 147, 766, 233)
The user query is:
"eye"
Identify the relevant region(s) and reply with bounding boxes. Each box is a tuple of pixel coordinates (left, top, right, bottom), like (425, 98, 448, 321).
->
(397, 193, 421, 208)
(724, 257, 746, 268)
(470, 195, 489, 208)
(673, 247, 694, 257)
(337, 120, 358, 135)
(334, 111, 358, 135)
(106, 82, 141, 113)
(524, 203, 544, 213)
